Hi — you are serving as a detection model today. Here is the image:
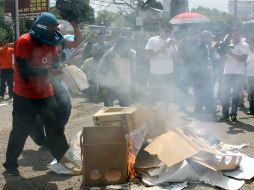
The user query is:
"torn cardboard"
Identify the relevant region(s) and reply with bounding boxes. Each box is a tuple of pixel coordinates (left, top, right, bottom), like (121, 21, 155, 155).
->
(135, 143, 161, 170)
(145, 128, 216, 168)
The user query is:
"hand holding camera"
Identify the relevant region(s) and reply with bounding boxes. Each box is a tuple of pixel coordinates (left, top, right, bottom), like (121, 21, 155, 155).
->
(217, 34, 234, 55)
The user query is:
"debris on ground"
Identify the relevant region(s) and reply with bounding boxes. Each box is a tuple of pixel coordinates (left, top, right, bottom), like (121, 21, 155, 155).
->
(48, 105, 254, 190)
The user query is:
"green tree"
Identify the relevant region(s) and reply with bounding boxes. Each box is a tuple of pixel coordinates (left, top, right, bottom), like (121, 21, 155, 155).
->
(192, 6, 238, 33)
(96, 10, 125, 27)
(0, 1, 13, 42)
(49, 0, 94, 23)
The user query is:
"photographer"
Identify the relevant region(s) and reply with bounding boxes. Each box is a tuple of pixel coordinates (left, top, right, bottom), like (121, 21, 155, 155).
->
(3, 12, 79, 176)
(218, 28, 249, 122)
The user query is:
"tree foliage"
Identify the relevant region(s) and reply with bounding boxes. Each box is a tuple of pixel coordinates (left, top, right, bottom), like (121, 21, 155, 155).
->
(192, 6, 238, 33)
(96, 10, 126, 27)
(49, 1, 94, 22)
(0, 1, 13, 42)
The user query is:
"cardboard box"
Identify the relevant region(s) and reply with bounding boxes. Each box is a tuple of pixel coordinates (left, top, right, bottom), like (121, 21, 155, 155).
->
(93, 107, 145, 132)
(61, 64, 89, 94)
(81, 126, 128, 186)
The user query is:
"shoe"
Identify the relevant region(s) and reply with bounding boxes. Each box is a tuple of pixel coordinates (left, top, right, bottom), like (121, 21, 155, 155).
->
(218, 115, 230, 122)
(230, 113, 237, 122)
(3, 168, 20, 176)
(246, 111, 254, 115)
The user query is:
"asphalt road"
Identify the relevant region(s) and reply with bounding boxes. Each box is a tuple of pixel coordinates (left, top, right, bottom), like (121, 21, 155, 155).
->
(0, 96, 254, 190)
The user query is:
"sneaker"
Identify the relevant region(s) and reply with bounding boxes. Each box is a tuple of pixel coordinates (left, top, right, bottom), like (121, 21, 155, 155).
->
(218, 115, 230, 122)
(3, 168, 20, 176)
(230, 114, 237, 122)
(246, 111, 254, 115)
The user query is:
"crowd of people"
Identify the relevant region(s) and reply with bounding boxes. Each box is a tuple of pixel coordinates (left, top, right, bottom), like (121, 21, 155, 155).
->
(1, 11, 254, 176)
(80, 23, 254, 124)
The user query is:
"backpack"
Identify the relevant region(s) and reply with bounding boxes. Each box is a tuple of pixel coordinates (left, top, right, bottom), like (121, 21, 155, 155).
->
(56, 0, 93, 24)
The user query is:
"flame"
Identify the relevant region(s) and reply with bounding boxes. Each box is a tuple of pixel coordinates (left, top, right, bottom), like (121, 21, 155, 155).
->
(128, 142, 137, 180)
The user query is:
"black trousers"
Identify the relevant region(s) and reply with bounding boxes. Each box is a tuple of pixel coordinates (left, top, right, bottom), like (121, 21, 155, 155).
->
(102, 87, 131, 107)
(3, 94, 69, 169)
(248, 76, 254, 114)
(30, 80, 72, 146)
(0, 69, 14, 97)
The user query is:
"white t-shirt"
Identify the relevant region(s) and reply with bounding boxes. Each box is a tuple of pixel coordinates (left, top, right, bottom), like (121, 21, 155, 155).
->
(246, 49, 254, 76)
(145, 36, 174, 75)
(223, 41, 249, 75)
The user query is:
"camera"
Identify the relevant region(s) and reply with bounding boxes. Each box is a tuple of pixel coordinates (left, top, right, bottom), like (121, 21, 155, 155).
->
(217, 34, 234, 55)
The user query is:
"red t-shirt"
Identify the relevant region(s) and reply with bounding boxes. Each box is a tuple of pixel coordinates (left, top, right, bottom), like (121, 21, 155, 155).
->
(13, 33, 58, 99)
(0, 47, 14, 69)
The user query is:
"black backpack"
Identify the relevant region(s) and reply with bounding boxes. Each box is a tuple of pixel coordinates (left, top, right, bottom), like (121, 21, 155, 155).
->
(56, 0, 93, 24)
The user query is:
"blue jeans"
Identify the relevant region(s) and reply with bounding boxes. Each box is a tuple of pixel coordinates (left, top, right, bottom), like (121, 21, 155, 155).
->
(221, 74, 244, 116)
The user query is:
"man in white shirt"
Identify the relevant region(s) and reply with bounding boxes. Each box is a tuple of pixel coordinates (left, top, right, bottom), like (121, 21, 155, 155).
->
(145, 24, 174, 105)
(219, 29, 249, 122)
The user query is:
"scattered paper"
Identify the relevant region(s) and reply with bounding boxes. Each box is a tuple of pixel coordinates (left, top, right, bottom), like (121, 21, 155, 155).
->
(200, 170, 245, 190)
(142, 161, 200, 186)
(48, 131, 82, 175)
(106, 184, 130, 190)
(146, 163, 166, 177)
(136, 181, 188, 190)
(224, 153, 254, 180)
(219, 143, 249, 151)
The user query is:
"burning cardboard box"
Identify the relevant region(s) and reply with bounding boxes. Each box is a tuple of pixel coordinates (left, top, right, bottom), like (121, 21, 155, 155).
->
(93, 107, 150, 155)
(93, 107, 146, 132)
(79, 106, 150, 186)
(81, 126, 128, 186)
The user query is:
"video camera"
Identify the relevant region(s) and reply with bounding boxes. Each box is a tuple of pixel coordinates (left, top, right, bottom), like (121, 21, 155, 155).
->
(217, 34, 234, 55)
(56, 0, 93, 24)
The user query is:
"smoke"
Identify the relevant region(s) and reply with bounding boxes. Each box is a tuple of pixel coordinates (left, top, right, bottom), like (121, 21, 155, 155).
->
(65, 25, 228, 137)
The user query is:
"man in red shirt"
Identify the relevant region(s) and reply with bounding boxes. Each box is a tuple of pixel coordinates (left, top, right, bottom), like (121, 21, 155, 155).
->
(0, 38, 14, 100)
(3, 12, 80, 176)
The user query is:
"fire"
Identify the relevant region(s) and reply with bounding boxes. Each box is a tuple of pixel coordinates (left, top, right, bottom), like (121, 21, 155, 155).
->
(128, 142, 137, 180)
